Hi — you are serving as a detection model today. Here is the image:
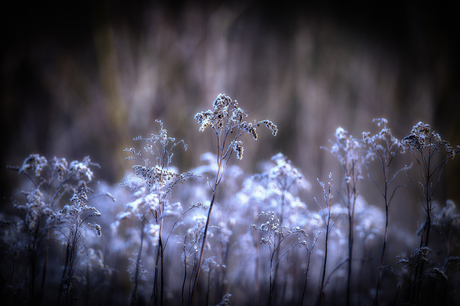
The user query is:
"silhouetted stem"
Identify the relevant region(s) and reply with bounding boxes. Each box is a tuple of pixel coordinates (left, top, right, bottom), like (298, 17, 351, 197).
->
(375, 154, 389, 306)
(319, 213, 331, 306)
(189, 190, 217, 306)
(40, 228, 50, 306)
(130, 220, 145, 306)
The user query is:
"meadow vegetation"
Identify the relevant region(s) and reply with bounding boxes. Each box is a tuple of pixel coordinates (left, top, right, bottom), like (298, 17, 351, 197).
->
(1, 94, 460, 306)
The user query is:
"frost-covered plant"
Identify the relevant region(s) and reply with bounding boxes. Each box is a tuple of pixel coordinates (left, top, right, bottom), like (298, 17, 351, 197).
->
(119, 120, 194, 306)
(401, 122, 460, 305)
(250, 153, 308, 301)
(258, 153, 308, 219)
(251, 211, 310, 306)
(362, 118, 410, 305)
(178, 153, 245, 305)
(52, 186, 104, 306)
(234, 153, 310, 305)
(3, 154, 104, 306)
(325, 127, 372, 306)
(177, 208, 207, 306)
(402, 121, 460, 248)
(190, 93, 277, 305)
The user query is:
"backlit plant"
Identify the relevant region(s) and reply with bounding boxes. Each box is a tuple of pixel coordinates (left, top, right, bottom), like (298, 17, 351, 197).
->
(2, 100, 460, 306)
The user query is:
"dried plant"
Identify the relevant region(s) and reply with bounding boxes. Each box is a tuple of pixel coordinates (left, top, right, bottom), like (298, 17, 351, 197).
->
(190, 93, 277, 305)
(3, 154, 110, 306)
(401, 121, 460, 304)
(402, 121, 460, 248)
(362, 118, 410, 305)
(119, 120, 194, 306)
(251, 211, 309, 306)
(53, 186, 104, 306)
(316, 173, 333, 306)
(325, 127, 372, 306)
(251, 152, 308, 303)
(3, 101, 460, 306)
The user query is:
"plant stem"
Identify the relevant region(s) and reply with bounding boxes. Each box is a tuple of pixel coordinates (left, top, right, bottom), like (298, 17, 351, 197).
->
(319, 213, 330, 306)
(40, 228, 50, 306)
(375, 156, 389, 306)
(131, 220, 145, 306)
(189, 191, 216, 305)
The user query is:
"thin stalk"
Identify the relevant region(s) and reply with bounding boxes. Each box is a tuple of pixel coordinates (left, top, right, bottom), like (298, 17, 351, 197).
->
(375, 155, 389, 306)
(150, 240, 160, 306)
(65, 226, 78, 306)
(300, 250, 312, 306)
(57, 238, 71, 306)
(160, 237, 164, 306)
(39, 228, 50, 306)
(269, 252, 274, 306)
(180, 236, 187, 306)
(271, 190, 285, 304)
(189, 190, 217, 305)
(130, 220, 145, 306)
(319, 214, 331, 305)
(411, 149, 432, 305)
(29, 220, 40, 306)
(346, 161, 356, 306)
(254, 205, 260, 306)
(190, 138, 229, 305)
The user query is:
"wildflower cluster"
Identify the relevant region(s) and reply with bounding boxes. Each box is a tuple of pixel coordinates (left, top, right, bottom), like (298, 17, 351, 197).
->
(188, 94, 278, 306)
(195, 93, 277, 160)
(400, 121, 460, 254)
(266, 152, 307, 190)
(50, 186, 102, 234)
(402, 121, 460, 158)
(330, 127, 373, 176)
(363, 118, 402, 156)
(250, 153, 309, 232)
(2, 153, 111, 306)
(4, 97, 460, 306)
(119, 120, 197, 306)
(15, 154, 97, 184)
(253, 211, 308, 244)
(18, 154, 48, 176)
(7, 154, 102, 236)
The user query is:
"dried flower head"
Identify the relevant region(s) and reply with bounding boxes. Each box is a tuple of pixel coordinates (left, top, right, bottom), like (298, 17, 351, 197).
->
(124, 120, 193, 194)
(19, 154, 48, 176)
(69, 156, 96, 182)
(363, 118, 401, 150)
(268, 153, 308, 190)
(326, 127, 371, 185)
(402, 121, 460, 158)
(194, 93, 277, 160)
(254, 211, 308, 244)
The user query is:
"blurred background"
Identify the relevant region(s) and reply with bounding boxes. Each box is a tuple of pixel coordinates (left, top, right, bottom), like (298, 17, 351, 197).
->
(2, 0, 460, 228)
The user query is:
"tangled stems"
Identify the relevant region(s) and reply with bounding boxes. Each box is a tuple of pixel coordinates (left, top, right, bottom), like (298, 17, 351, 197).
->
(402, 122, 460, 249)
(252, 212, 309, 306)
(363, 119, 408, 306)
(401, 122, 460, 304)
(122, 120, 194, 306)
(7, 155, 102, 306)
(189, 94, 277, 305)
(325, 127, 371, 306)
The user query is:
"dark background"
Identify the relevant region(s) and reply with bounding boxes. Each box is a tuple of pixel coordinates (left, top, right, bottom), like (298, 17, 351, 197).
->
(2, 0, 459, 222)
